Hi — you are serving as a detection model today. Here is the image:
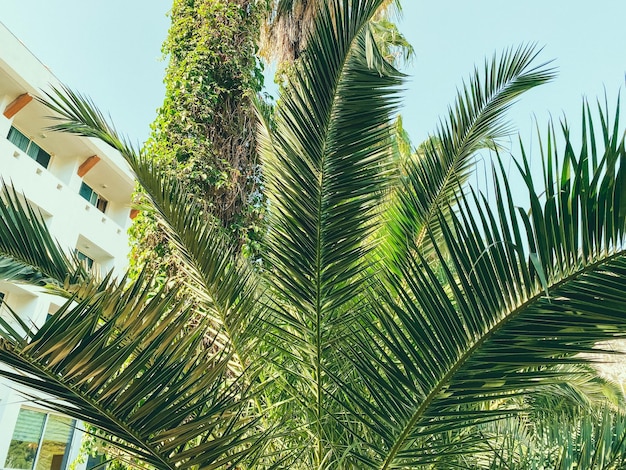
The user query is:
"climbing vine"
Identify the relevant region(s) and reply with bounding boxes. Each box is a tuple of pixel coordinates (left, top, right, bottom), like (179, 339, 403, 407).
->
(129, 0, 267, 280)
(84, 1, 267, 465)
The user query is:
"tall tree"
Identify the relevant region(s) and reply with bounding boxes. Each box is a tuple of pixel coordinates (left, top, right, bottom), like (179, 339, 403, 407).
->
(261, 0, 412, 64)
(88, 0, 267, 462)
(130, 0, 265, 280)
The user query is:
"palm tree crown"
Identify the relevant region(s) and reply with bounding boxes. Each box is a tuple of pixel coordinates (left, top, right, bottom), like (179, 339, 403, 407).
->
(1, 1, 626, 468)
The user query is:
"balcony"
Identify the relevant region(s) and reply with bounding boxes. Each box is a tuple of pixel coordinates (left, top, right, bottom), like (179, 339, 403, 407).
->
(0, 137, 130, 267)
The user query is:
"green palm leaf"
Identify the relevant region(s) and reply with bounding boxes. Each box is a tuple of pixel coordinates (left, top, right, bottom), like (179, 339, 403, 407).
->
(473, 406, 626, 469)
(0, 75, 268, 470)
(556, 408, 626, 469)
(0, 183, 84, 286)
(341, 100, 626, 468)
(40, 86, 261, 356)
(383, 45, 555, 266)
(0, 271, 265, 470)
(257, 0, 404, 463)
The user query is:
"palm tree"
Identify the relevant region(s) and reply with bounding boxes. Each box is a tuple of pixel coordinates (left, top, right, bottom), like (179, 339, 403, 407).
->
(261, 0, 413, 65)
(436, 367, 626, 468)
(2, 0, 626, 468)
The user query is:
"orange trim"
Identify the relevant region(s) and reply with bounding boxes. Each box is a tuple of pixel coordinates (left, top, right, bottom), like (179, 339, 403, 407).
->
(77, 155, 100, 177)
(3, 93, 33, 118)
(129, 209, 140, 220)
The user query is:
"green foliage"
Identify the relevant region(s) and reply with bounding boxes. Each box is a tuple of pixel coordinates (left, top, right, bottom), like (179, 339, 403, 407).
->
(72, 424, 150, 470)
(463, 406, 626, 469)
(3, 1, 626, 468)
(262, 0, 411, 66)
(129, 0, 266, 280)
(121, 1, 268, 462)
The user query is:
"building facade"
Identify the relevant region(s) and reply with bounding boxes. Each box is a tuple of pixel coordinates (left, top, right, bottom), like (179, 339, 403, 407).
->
(0, 23, 135, 470)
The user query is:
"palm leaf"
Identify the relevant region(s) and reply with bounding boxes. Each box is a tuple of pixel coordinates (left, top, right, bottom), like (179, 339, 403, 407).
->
(39, 86, 262, 357)
(0, 270, 265, 470)
(257, 0, 404, 463)
(0, 78, 269, 469)
(0, 183, 84, 286)
(382, 45, 555, 267)
(556, 408, 626, 469)
(473, 406, 626, 469)
(340, 99, 626, 468)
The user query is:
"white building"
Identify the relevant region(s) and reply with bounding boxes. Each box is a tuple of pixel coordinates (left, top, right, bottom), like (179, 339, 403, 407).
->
(0, 23, 136, 470)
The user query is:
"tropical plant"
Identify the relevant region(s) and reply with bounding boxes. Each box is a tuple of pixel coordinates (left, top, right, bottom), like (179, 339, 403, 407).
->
(261, 0, 413, 65)
(464, 405, 626, 469)
(1, 0, 626, 468)
(129, 0, 266, 283)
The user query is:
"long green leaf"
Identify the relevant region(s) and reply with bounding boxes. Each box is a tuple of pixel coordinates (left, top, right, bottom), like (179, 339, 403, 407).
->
(257, 0, 404, 464)
(0, 271, 264, 470)
(383, 45, 555, 267)
(342, 100, 626, 468)
(0, 183, 84, 286)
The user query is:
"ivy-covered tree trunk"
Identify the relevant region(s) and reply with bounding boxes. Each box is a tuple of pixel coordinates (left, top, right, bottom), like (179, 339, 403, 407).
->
(83, 1, 266, 463)
(130, 0, 265, 278)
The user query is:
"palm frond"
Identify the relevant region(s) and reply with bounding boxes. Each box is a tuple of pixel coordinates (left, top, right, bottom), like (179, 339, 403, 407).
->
(39, 86, 261, 356)
(383, 45, 555, 267)
(556, 408, 626, 469)
(340, 98, 626, 468)
(473, 406, 626, 469)
(0, 182, 84, 286)
(0, 85, 272, 468)
(0, 270, 265, 470)
(260, 0, 403, 345)
(257, 0, 404, 462)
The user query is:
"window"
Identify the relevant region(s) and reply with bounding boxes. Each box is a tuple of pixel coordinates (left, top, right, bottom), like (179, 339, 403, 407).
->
(44, 305, 59, 324)
(4, 408, 75, 470)
(75, 250, 94, 270)
(7, 126, 51, 169)
(85, 454, 107, 470)
(79, 182, 108, 213)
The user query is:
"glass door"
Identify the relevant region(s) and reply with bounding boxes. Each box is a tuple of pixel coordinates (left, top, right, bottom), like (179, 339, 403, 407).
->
(5, 408, 75, 470)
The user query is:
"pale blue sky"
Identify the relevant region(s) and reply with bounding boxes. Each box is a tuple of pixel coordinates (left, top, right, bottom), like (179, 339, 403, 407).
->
(2, 1, 625, 151)
(399, 1, 626, 148)
(2, 0, 170, 146)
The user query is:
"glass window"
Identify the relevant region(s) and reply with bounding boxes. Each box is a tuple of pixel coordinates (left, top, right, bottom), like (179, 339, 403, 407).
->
(79, 182, 96, 205)
(75, 250, 94, 270)
(6, 126, 51, 169)
(4, 409, 75, 470)
(79, 182, 107, 214)
(7, 126, 30, 153)
(27, 143, 51, 168)
(96, 198, 108, 213)
(35, 415, 74, 470)
(5, 409, 46, 470)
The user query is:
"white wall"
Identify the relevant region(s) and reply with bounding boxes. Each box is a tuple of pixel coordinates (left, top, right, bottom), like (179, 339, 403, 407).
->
(0, 22, 137, 470)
